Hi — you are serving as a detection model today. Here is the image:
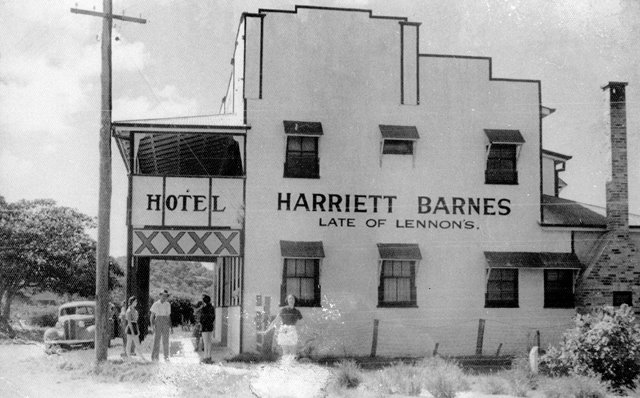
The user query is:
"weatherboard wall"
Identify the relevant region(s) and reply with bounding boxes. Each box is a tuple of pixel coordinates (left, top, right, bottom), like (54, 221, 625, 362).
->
(239, 7, 575, 356)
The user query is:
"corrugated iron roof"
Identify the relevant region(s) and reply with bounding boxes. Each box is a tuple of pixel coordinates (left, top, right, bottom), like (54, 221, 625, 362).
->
(542, 195, 606, 226)
(484, 129, 525, 144)
(379, 125, 420, 140)
(280, 241, 325, 258)
(484, 251, 582, 269)
(283, 121, 323, 135)
(377, 243, 422, 260)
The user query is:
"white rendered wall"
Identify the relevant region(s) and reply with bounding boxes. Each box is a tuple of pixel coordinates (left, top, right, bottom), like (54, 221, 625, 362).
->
(241, 8, 575, 356)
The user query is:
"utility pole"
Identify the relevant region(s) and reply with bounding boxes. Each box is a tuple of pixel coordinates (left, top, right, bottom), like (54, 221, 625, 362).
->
(71, 0, 146, 362)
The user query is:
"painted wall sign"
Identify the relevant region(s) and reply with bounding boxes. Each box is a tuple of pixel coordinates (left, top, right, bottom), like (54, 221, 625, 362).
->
(132, 229, 241, 257)
(277, 192, 512, 230)
(132, 176, 243, 228)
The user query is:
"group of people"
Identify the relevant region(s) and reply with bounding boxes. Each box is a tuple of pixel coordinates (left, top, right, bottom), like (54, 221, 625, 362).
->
(115, 289, 174, 362)
(112, 291, 305, 365)
(114, 289, 218, 364)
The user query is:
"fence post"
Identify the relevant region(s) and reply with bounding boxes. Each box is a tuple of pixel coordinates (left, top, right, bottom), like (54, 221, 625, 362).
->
(476, 319, 485, 356)
(371, 319, 379, 357)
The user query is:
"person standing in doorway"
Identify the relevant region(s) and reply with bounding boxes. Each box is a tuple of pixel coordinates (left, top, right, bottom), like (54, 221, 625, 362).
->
(119, 299, 128, 356)
(150, 290, 172, 361)
(125, 297, 147, 361)
(262, 294, 303, 365)
(199, 294, 216, 364)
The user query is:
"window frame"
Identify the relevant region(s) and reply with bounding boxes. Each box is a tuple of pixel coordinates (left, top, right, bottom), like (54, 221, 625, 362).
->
(544, 269, 575, 309)
(485, 268, 519, 308)
(485, 143, 519, 185)
(378, 259, 418, 308)
(283, 135, 320, 179)
(280, 257, 321, 307)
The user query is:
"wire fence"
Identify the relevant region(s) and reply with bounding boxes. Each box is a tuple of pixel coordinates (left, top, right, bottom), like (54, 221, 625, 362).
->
(257, 314, 576, 359)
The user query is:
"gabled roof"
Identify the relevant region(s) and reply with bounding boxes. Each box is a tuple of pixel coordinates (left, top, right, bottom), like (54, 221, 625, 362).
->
(542, 195, 606, 227)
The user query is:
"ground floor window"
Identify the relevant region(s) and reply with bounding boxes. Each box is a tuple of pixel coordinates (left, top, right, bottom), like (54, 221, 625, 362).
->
(378, 260, 417, 307)
(613, 291, 633, 307)
(544, 269, 574, 308)
(485, 268, 518, 308)
(281, 258, 320, 307)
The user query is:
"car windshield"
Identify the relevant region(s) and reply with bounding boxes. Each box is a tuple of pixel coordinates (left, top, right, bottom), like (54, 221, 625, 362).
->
(60, 305, 95, 316)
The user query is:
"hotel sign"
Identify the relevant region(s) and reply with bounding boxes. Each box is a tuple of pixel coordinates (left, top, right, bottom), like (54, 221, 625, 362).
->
(132, 176, 243, 228)
(133, 229, 241, 257)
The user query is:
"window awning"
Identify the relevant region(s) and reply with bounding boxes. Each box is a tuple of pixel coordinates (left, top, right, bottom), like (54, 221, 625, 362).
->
(484, 252, 582, 269)
(379, 125, 420, 140)
(280, 240, 325, 258)
(484, 129, 525, 144)
(377, 243, 422, 260)
(283, 121, 323, 136)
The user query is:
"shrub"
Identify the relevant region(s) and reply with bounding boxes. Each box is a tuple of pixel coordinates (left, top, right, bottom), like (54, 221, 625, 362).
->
(540, 304, 640, 391)
(374, 362, 423, 396)
(28, 310, 58, 327)
(502, 356, 539, 396)
(539, 375, 610, 398)
(473, 375, 511, 395)
(420, 357, 468, 398)
(333, 359, 362, 389)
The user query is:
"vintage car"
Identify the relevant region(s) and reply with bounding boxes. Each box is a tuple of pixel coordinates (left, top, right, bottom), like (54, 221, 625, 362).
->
(44, 301, 96, 349)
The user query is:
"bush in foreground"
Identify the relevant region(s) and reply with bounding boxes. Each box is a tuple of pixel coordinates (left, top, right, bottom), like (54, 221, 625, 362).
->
(333, 359, 362, 389)
(372, 357, 467, 398)
(540, 304, 640, 391)
(539, 375, 610, 398)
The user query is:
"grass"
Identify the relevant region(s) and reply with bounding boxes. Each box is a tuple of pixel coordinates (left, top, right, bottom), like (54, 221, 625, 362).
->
(538, 375, 610, 398)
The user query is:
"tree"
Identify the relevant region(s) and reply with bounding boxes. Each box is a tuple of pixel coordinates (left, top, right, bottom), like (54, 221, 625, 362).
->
(0, 197, 122, 336)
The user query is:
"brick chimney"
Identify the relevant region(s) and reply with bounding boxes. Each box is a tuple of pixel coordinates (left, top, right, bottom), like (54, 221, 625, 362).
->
(603, 81, 629, 236)
(575, 82, 639, 312)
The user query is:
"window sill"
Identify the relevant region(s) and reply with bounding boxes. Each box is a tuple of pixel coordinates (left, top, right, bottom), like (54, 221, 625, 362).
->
(377, 304, 418, 308)
(484, 181, 518, 185)
(544, 305, 575, 309)
(484, 304, 519, 309)
(283, 175, 320, 179)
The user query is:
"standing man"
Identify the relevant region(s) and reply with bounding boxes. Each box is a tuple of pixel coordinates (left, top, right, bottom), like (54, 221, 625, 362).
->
(150, 290, 172, 361)
(199, 294, 215, 364)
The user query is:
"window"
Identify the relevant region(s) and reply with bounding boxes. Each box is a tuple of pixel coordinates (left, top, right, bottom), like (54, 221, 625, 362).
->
(283, 121, 322, 179)
(279, 240, 324, 307)
(379, 125, 420, 166)
(378, 260, 417, 307)
(613, 291, 633, 307)
(281, 258, 320, 307)
(485, 268, 518, 308)
(484, 129, 524, 185)
(486, 144, 518, 184)
(383, 140, 413, 154)
(284, 135, 319, 178)
(544, 270, 574, 308)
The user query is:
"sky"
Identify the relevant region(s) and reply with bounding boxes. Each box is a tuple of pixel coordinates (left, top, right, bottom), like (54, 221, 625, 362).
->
(1, 0, 639, 257)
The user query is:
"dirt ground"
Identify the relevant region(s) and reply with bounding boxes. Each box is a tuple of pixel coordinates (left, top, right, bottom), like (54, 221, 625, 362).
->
(0, 333, 558, 398)
(0, 334, 334, 398)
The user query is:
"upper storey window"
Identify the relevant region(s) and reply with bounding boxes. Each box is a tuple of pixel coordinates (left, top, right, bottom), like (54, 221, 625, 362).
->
(283, 121, 322, 179)
(134, 133, 244, 177)
(379, 125, 420, 167)
(484, 129, 525, 185)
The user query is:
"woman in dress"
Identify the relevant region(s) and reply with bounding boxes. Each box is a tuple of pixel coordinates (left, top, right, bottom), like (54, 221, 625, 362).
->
(125, 296, 147, 361)
(263, 294, 303, 363)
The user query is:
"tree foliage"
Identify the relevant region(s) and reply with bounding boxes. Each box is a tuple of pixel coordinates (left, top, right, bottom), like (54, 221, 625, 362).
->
(0, 197, 123, 335)
(540, 304, 640, 391)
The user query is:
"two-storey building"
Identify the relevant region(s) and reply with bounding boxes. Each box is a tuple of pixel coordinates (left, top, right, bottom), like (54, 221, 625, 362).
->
(113, 6, 639, 356)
